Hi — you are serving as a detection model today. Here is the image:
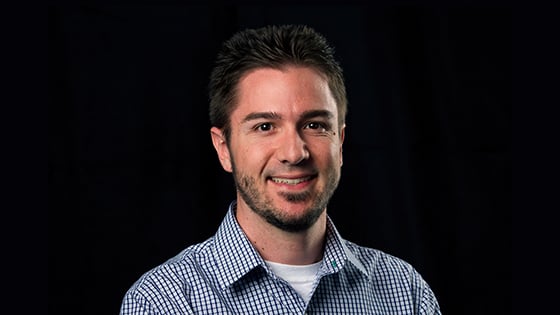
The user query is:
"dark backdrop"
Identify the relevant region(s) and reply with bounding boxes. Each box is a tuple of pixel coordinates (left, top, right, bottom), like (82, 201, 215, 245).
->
(49, 2, 511, 314)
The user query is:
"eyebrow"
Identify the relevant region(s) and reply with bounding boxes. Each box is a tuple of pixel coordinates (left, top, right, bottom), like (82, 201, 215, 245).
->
(242, 111, 282, 123)
(300, 109, 334, 121)
(241, 109, 334, 123)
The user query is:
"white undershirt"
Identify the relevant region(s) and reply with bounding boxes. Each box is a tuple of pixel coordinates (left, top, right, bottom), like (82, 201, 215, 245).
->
(265, 260, 322, 303)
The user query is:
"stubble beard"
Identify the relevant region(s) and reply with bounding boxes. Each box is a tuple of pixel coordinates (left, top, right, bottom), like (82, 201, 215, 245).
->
(232, 162, 340, 233)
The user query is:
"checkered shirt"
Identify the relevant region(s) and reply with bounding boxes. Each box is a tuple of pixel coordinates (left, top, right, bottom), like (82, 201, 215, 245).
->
(120, 202, 441, 314)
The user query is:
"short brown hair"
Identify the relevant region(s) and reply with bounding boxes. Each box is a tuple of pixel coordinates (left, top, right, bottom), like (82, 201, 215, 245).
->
(208, 25, 347, 141)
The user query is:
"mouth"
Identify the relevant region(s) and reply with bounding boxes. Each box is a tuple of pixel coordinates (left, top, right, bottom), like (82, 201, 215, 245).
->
(270, 176, 312, 185)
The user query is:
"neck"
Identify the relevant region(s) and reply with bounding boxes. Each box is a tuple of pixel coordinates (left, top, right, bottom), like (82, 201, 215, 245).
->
(235, 200, 327, 265)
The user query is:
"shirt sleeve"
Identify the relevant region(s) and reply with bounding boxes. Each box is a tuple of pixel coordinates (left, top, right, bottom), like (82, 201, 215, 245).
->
(119, 275, 196, 315)
(419, 279, 442, 315)
(120, 290, 158, 315)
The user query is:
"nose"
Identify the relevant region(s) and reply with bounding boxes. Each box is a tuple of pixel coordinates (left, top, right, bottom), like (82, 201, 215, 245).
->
(276, 128, 310, 165)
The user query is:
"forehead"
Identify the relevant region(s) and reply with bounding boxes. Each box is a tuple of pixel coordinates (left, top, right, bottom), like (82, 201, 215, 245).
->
(233, 66, 337, 119)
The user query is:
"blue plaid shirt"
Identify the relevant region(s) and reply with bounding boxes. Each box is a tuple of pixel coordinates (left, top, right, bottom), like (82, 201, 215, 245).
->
(120, 202, 441, 314)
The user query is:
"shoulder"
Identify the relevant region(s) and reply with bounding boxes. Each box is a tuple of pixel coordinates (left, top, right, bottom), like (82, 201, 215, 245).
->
(122, 238, 215, 307)
(342, 240, 441, 314)
(343, 240, 424, 284)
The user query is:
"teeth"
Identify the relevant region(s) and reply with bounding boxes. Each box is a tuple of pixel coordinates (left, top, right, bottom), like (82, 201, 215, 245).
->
(271, 176, 311, 185)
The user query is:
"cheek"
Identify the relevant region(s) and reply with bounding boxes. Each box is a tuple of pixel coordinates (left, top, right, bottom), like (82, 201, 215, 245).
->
(330, 142, 344, 167)
(231, 142, 271, 171)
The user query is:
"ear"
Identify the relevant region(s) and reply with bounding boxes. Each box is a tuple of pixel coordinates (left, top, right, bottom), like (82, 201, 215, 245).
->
(339, 124, 345, 167)
(210, 127, 233, 173)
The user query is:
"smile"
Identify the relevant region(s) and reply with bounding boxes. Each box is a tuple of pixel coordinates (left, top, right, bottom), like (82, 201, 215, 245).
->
(270, 176, 313, 185)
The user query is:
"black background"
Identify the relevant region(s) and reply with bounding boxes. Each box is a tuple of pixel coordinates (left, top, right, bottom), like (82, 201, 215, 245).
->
(49, 2, 511, 314)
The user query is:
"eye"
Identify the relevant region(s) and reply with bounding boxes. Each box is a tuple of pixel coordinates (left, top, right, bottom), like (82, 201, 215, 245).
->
(306, 122, 322, 129)
(304, 122, 327, 131)
(256, 123, 272, 132)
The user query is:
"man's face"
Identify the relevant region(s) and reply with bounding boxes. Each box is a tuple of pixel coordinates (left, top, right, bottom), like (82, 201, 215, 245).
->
(211, 66, 345, 232)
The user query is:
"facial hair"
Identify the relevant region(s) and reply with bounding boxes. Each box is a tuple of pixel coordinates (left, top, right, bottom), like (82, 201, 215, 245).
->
(231, 160, 341, 233)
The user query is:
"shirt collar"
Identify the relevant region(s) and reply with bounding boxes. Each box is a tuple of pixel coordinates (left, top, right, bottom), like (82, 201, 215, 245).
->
(213, 201, 368, 290)
(321, 216, 369, 277)
(213, 201, 265, 290)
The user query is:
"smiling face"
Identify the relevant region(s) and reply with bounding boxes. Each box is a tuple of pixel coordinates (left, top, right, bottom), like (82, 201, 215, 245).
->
(211, 66, 345, 232)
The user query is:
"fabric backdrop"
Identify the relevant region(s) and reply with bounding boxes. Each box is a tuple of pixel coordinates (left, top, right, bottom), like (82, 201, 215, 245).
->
(49, 3, 511, 314)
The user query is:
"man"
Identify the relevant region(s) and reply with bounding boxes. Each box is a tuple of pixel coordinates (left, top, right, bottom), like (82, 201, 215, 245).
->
(120, 24, 441, 314)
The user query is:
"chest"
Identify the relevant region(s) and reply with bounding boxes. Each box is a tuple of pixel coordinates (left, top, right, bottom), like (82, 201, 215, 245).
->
(186, 270, 418, 314)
